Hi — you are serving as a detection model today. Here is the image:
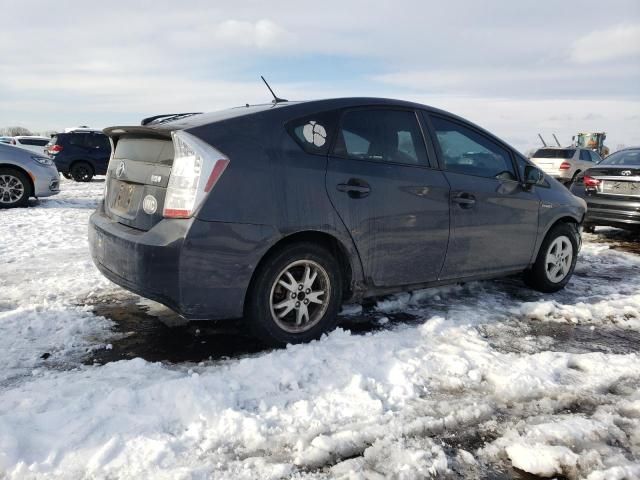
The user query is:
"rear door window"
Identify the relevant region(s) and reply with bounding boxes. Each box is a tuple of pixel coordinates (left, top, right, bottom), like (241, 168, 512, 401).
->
(287, 110, 338, 155)
(589, 151, 602, 163)
(87, 134, 111, 150)
(333, 108, 429, 166)
(68, 134, 88, 147)
(580, 150, 592, 161)
(429, 115, 516, 180)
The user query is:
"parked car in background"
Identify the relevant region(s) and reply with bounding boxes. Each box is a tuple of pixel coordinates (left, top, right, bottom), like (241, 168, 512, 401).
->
(0, 143, 60, 208)
(570, 147, 640, 232)
(89, 98, 586, 346)
(46, 130, 111, 182)
(0, 136, 13, 144)
(530, 147, 601, 185)
(10, 136, 51, 155)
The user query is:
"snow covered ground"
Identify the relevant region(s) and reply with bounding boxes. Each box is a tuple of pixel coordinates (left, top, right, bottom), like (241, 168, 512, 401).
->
(1, 178, 639, 479)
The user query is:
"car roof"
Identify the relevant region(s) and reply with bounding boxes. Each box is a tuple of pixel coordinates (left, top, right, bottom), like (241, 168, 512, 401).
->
(107, 97, 475, 135)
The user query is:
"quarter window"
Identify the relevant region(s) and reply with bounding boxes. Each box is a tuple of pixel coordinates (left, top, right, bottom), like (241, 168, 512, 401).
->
(430, 116, 516, 180)
(589, 151, 601, 163)
(287, 110, 338, 155)
(333, 109, 429, 166)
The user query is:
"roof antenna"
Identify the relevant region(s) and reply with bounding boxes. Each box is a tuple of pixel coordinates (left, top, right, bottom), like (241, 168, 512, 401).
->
(261, 76, 288, 104)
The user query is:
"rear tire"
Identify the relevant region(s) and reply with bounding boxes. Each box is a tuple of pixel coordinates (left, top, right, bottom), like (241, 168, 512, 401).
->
(70, 162, 93, 182)
(61, 172, 72, 180)
(583, 224, 596, 234)
(246, 243, 343, 347)
(0, 168, 31, 208)
(524, 223, 579, 293)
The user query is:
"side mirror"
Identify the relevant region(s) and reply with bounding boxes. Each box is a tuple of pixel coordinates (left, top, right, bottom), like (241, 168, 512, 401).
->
(523, 166, 544, 188)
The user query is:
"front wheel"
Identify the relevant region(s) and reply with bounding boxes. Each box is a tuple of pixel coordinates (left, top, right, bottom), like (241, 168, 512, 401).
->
(0, 168, 31, 208)
(246, 243, 343, 346)
(524, 223, 578, 293)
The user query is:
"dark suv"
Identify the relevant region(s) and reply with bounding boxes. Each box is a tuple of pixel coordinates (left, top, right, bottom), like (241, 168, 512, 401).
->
(46, 130, 111, 181)
(89, 98, 586, 345)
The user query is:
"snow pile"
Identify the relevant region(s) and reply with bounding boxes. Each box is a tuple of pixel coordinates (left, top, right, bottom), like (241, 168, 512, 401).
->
(1, 179, 639, 478)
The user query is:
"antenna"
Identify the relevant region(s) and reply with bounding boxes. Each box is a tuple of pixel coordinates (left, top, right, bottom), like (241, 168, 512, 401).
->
(261, 76, 288, 104)
(552, 134, 561, 147)
(538, 134, 547, 147)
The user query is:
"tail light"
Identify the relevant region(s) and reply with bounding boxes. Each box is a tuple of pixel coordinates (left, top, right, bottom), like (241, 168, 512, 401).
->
(48, 144, 63, 154)
(559, 161, 571, 170)
(583, 175, 601, 188)
(163, 130, 230, 218)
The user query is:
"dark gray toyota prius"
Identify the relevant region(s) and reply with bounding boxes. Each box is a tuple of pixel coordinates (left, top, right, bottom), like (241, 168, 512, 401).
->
(89, 98, 586, 345)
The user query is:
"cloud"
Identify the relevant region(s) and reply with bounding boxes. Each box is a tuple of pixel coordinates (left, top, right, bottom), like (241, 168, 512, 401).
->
(570, 23, 640, 63)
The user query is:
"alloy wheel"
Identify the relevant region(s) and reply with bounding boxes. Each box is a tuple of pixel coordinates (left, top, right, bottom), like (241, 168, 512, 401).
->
(0, 174, 25, 205)
(269, 259, 331, 333)
(545, 235, 573, 283)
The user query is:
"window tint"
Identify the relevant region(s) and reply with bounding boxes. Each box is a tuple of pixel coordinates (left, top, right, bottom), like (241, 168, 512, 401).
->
(600, 149, 640, 166)
(86, 134, 110, 149)
(580, 150, 591, 161)
(334, 109, 428, 166)
(430, 116, 516, 180)
(18, 138, 49, 146)
(589, 151, 601, 163)
(287, 110, 338, 155)
(533, 148, 575, 159)
(68, 134, 88, 146)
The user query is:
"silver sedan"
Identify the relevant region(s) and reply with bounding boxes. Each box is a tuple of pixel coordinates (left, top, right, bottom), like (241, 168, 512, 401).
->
(0, 143, 60, 208)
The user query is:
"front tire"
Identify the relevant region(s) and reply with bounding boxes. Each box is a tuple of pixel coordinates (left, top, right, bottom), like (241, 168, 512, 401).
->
(246, 243, 343, 346)
(524, 223, 578, 293)
(70, 162, 93, 182)
(0, 168, 31, 208)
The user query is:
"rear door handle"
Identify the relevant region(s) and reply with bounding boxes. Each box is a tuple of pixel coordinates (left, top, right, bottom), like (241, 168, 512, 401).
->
(452, 192, 476, 208)
(337, 179, 371, 198)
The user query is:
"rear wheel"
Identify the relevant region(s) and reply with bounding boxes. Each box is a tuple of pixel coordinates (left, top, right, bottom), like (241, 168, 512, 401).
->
(583, 224, 596, 234)
(61, 172, 72, 180)
(0, 168, 31, 208)
(524, 223, 578, 293)
(246, 243, 342, 346)
(70, 162, 93, 182)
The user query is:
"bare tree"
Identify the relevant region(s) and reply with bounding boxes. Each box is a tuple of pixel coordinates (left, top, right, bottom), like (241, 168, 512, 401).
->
(0, 126, 33, 136)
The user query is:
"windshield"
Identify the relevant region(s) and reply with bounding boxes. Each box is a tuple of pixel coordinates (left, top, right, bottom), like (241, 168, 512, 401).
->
(600, 149, 640, 166)
(533, 148, 575, 159)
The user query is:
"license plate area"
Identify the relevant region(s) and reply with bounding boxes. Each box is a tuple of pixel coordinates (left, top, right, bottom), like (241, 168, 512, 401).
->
(601, 180, 640, 197)
(109, 180, 141, 216)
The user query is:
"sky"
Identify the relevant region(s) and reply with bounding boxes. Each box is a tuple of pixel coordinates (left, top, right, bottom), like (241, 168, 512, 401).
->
(1, 0, 639, 153)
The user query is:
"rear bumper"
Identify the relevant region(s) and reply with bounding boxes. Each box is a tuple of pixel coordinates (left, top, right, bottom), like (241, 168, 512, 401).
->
(570, 186, 640, 228)
(88, 204, 278, 320)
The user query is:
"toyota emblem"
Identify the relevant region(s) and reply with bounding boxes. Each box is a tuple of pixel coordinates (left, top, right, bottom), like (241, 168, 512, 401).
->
(621, 170, 632, 176)
(116, 161, 126, 178)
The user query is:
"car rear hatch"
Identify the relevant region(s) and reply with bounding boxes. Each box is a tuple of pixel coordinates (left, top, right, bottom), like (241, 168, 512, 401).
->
(585, 166, 640, 199)
(530, 149, 575, 175)
(103, 124, 230, 231)
(103, 127, 174, 231)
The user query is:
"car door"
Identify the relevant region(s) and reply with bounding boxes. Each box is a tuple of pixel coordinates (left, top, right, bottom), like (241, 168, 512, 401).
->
(325, 107, 450, 287)
(426, 114, 540, 279)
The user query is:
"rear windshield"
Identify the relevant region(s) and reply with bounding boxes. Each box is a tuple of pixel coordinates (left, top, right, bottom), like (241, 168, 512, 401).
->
(18, 138, 49, 146)
(600, 149, 640, 166)
(533, 149, 575, 159)
(113, 137, 173, 165)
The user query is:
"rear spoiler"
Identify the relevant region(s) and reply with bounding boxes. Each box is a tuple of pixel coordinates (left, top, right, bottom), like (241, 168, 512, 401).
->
(103, 125, 173, 140)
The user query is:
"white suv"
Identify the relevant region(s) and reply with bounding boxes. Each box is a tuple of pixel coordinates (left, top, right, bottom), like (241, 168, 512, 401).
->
(530, 147, 602, 184)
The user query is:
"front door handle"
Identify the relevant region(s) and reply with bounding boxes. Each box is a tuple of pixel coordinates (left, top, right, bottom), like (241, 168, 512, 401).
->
(452, 192, 476, 208)
(337, 179, 371, 198)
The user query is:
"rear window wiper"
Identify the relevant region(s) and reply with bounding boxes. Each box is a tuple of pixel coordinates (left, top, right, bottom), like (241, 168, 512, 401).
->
(141, 112, 202, 126)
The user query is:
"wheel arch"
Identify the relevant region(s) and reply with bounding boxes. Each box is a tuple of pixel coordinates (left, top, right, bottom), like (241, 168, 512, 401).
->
(244, 229, 362, 313)
(0, 163, 35, 197)
(532, 215, 581, 262)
